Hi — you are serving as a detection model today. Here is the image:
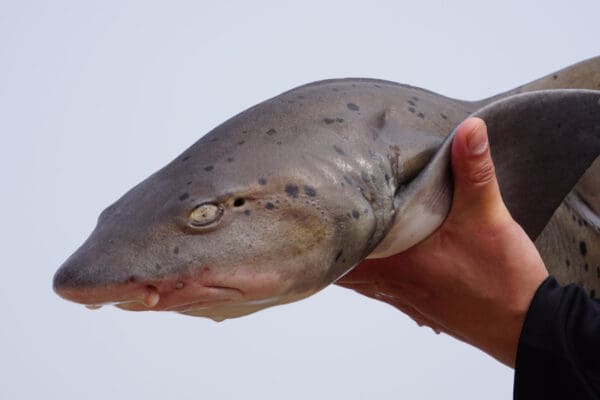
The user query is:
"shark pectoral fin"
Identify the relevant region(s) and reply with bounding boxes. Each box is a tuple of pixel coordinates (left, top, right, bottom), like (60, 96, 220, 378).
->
(368, 127, 455, 259)
(474, 89, 600, 240)
(369, 89, 600, 260)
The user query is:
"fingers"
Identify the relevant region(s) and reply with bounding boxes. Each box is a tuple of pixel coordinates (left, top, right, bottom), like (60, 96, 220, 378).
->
(337, 282, 445, 334)
(449, 117, 511, 224)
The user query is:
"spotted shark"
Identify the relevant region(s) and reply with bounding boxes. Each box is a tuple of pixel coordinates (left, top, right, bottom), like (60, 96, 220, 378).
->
(53, 57, 600, 321)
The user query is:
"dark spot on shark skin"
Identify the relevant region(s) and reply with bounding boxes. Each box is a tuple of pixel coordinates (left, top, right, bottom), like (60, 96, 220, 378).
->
(242, 130, 248, 134)
(361, 171, 370, 183)
(566, 259, 571, 268)
(323, 118, 335, 125)
(580, 241, 588, 256)
(237, 140, 245, 145)
(204, 166, 214, 172)
(412, 96, 419, 102)
(155, 263, 162, 271)
(343, 175, 353, 186)
(347, 103, 360, 111)
(186, 181, 192, 185)
(376, 111, 388, 129)
(296, 95, 305, 100)
(373, 84, 381, 89)
(285, 184, 300, 198)
(181, 156, 191, 162)
(352, 210, 360, 219)
(333, 145, 345, 155)
(331, 87, 339, 92)
(304, 185, 317, 197)
(417, 112, 425, 119)
(591, 289, 596, 299)
(441, 113, 448, 120)
(226, 157, 234, 163)
(384, 173, 390, 185)
(266, 128, 277, 136)
(178, 193, 190, 201)
(578, 219, 583, 227)
(258, 177, 267, 185)
(128, 275, 137, 283)
(557, 122, 562, 129)
(597, 266, 600, 279)
(244, 210, 251, 216)
(209, 137, 219, 142)
(336, 118, 344, 123)
(572, 214, 577, 222)
(553, 74, 558, 80)
(407, 100, 416, 106)
(173, 247, 180, 255)
(408, 107, 415, 113)
(584, 263, 589, 272)
(265, 202, 275, 210)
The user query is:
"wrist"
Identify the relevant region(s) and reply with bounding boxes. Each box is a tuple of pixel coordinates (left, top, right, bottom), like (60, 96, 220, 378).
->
(465, 272, 548, 367)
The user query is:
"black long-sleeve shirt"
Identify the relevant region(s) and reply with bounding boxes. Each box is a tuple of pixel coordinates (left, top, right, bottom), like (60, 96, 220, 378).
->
(514, 277, 600, 399)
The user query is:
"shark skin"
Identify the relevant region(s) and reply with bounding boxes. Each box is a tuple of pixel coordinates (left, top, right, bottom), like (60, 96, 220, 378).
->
(53, 57, 600, 321)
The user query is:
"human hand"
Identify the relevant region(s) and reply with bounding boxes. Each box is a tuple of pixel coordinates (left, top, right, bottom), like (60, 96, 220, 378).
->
(336, 117, 549, 367)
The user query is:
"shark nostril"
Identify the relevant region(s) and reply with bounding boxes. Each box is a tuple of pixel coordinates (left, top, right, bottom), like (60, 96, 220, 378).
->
(143, 285, 160, 308)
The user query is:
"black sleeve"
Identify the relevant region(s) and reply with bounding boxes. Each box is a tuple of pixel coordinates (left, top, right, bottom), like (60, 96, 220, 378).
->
(514, 276, 600, 399)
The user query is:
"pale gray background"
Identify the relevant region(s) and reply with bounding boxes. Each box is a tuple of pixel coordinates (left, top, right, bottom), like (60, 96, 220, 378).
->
(1, 1, 598, 399)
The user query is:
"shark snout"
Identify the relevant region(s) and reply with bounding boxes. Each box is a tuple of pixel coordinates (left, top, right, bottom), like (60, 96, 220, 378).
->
(53, 256, 162, 309)
(53, 252, 244, 313)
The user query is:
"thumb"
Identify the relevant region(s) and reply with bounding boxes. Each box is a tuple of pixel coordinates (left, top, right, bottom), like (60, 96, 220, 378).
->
(449, 117, 510, 223)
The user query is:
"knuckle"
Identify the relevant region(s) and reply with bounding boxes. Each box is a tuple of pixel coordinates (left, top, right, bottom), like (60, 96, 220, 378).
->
(467, 159, 495, 185)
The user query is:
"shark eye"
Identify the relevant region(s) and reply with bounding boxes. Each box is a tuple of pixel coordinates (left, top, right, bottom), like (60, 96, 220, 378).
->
(189, 203, 223, 228)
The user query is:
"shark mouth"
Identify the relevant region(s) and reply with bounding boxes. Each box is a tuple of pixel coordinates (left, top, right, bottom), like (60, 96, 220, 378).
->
(54, 274, 244, 313)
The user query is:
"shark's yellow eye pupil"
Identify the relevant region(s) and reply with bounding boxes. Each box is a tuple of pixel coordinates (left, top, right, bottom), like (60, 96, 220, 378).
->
(189, 203, 222, 227)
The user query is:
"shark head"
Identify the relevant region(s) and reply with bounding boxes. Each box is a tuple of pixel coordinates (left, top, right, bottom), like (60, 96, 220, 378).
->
(53, 82, 397, 321)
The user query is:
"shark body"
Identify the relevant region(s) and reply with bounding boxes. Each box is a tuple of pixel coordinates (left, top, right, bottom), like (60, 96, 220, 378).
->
(53, 57, 600, 320)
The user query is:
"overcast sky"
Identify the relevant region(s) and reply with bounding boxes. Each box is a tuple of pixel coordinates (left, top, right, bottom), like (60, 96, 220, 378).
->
(1, 1, 599, 399)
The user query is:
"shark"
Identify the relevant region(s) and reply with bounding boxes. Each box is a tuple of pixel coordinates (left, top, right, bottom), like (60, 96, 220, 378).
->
(53, 57, 600, 321)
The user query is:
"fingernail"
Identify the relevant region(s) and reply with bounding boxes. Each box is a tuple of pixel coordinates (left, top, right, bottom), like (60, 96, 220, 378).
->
(466, 126, 488, 155)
